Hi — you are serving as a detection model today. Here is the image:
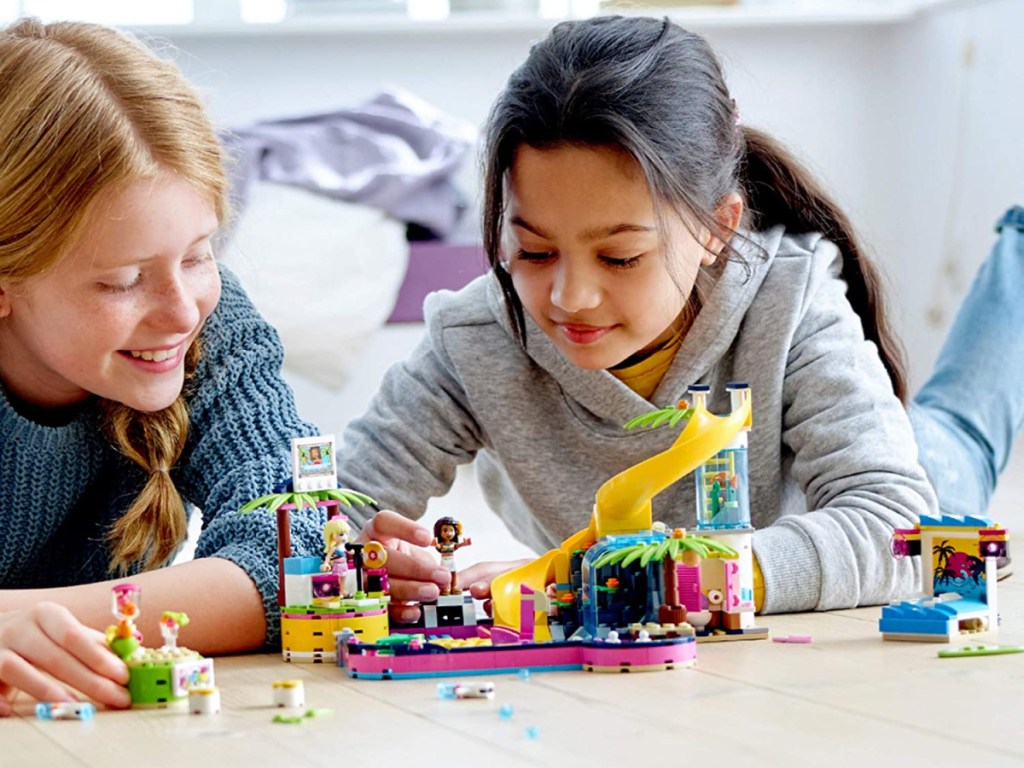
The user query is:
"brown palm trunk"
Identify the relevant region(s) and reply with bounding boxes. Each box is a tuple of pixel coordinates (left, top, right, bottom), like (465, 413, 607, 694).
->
(658, 555, 687, 625)
(276, 504, 293, 607)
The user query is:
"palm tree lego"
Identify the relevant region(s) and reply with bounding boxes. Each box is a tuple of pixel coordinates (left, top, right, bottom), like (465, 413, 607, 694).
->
(240, 486, 376, 608)
(594, 527, 737, 625)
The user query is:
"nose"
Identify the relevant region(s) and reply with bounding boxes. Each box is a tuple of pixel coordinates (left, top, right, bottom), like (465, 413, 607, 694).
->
(550, 258, 602, 314)
(150, 272, 201, 335)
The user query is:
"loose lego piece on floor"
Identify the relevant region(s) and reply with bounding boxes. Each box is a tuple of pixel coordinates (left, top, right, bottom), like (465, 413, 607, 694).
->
(937, 644, 1024, 658)
(36, 702, 95, 720)
(272, 708, 332, 724)
(772, 635, 812, 644)
(499, 704, 514, 720)
(437, 681, 495, 700)
(272, 679, 305, 708)
(189, 687, 221, 715)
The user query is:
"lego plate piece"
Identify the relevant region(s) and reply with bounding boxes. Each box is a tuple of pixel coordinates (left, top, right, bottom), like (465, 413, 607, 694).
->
(937, 644, 1024, 658)
(36, 702, 96, 720)
(437, 681, 496, 699)
(273, 708, 333, 724)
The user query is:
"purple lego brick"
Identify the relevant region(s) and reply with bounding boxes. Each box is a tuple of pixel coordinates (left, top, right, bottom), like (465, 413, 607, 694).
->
(387, 241, 488, 324)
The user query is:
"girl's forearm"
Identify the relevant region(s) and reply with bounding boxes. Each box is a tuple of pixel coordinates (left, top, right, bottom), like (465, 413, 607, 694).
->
(0, 557, 266, 655)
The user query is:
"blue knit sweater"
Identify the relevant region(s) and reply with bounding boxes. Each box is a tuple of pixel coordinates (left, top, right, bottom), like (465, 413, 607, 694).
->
(0, 267, 325, 646)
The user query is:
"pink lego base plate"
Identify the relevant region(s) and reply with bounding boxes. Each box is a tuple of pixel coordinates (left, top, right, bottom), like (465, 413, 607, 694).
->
(337, 635, 697, 679)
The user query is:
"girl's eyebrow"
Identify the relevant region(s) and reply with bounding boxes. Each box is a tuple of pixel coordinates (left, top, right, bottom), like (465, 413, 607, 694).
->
(95, 228, 218, 270)
(187, 229, 218, 247)
(511, 215, 654, 242)
(510, 215, 549, 238)
(579, 223, 656, 242)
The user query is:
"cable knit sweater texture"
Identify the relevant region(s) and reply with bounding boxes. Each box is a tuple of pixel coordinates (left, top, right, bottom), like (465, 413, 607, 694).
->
(0, 267, 320, 646)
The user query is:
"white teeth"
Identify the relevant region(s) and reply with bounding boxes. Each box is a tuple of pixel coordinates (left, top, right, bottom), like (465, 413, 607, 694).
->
(129, 346, 178, 362)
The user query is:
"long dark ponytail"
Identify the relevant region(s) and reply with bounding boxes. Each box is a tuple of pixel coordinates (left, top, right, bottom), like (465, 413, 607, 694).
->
(740, 127, 907, 400)
(481, 15, 907, 401)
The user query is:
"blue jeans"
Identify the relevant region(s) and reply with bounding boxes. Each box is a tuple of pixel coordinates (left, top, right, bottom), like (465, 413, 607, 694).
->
(910, 206, 1024, 516)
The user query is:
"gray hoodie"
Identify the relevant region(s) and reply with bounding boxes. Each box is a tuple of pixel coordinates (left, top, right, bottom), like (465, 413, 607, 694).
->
(338, 225, 936, 614)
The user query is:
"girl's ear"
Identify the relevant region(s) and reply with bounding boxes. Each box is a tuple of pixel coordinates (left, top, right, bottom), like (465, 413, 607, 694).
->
(703, 192, 745, 260)
(0, 283, 10, 319)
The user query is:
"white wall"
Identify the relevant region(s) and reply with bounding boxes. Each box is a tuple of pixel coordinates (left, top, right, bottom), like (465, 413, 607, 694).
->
(165, 0, 1023, 389)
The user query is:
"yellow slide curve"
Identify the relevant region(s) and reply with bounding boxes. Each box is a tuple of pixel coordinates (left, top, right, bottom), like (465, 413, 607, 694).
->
(489, 397, 751, 636)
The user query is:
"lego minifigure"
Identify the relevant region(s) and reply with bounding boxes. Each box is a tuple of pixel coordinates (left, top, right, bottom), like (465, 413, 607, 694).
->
(320, 517, 352, 575)
(431, 516, 472, 595)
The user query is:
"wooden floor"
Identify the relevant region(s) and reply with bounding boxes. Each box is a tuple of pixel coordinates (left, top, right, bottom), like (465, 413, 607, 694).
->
(4, 578, 1022, 768)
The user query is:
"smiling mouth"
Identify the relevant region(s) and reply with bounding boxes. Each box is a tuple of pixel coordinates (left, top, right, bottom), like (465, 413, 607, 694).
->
(125, 345, 182, 363)
(556, 322, 615, 345)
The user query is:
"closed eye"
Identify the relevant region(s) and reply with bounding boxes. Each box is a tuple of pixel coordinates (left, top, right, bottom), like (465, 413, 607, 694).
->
(514, 249, 556, 262)
(184, 249, 214, 267)
(599, 254, 642, 269)
(98, 274, 142, 294)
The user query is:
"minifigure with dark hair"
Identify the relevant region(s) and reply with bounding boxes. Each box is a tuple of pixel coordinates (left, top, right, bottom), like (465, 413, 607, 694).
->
(431, 517, 472, 595)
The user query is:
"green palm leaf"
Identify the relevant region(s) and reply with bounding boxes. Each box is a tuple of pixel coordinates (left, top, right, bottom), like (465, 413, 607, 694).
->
(620, 546, 648, 568)
(239, 492, 294, 514)
(238, 493, 278, 513)
(327, 489, 377, 507)
(653, 539, 673, 562)
(668, 409, 693, 427)
(623, 406, 693, 431)
(593, 547, 635, 569)
(639, 545, 659, 568)
(300, 493, 323, 512)
(691, 537, 738, 558)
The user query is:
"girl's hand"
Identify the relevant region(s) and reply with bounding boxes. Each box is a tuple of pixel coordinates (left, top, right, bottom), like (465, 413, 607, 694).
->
(0, 602, 131, 716)
(462, 559, 535, 615)
(356, 511, 451, 621)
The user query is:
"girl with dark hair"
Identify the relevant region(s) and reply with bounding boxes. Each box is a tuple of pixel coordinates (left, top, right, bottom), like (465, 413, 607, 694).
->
(340, 16, 1017, 620)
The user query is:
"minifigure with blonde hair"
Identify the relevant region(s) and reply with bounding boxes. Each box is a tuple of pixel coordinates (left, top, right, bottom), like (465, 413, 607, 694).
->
(320, 517, 352, 575)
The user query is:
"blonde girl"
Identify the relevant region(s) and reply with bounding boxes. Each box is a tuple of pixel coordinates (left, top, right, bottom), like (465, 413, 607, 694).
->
(0, 19, 323, 715)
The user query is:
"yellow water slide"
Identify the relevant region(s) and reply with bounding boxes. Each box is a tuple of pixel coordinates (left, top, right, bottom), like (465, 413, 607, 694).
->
(490, 396, 752, 635)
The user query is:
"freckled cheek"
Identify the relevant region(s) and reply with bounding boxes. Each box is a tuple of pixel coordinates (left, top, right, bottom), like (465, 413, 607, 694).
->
(196, 276, 222, 327)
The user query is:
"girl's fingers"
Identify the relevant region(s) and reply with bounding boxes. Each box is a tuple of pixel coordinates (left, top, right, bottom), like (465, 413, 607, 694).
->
(385, 576, 441, 604)
(357, 511, 432, 548)
(380, 547, 450, 589)
(460, 558, 534, 595)
(388, 601, 423, 624)
(8, 604, 131, 709)
(23, 641, 130, 710)
(0, 649, 73, 706)
(469, 580, 492, 600)
(54, 622, 129, 685)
